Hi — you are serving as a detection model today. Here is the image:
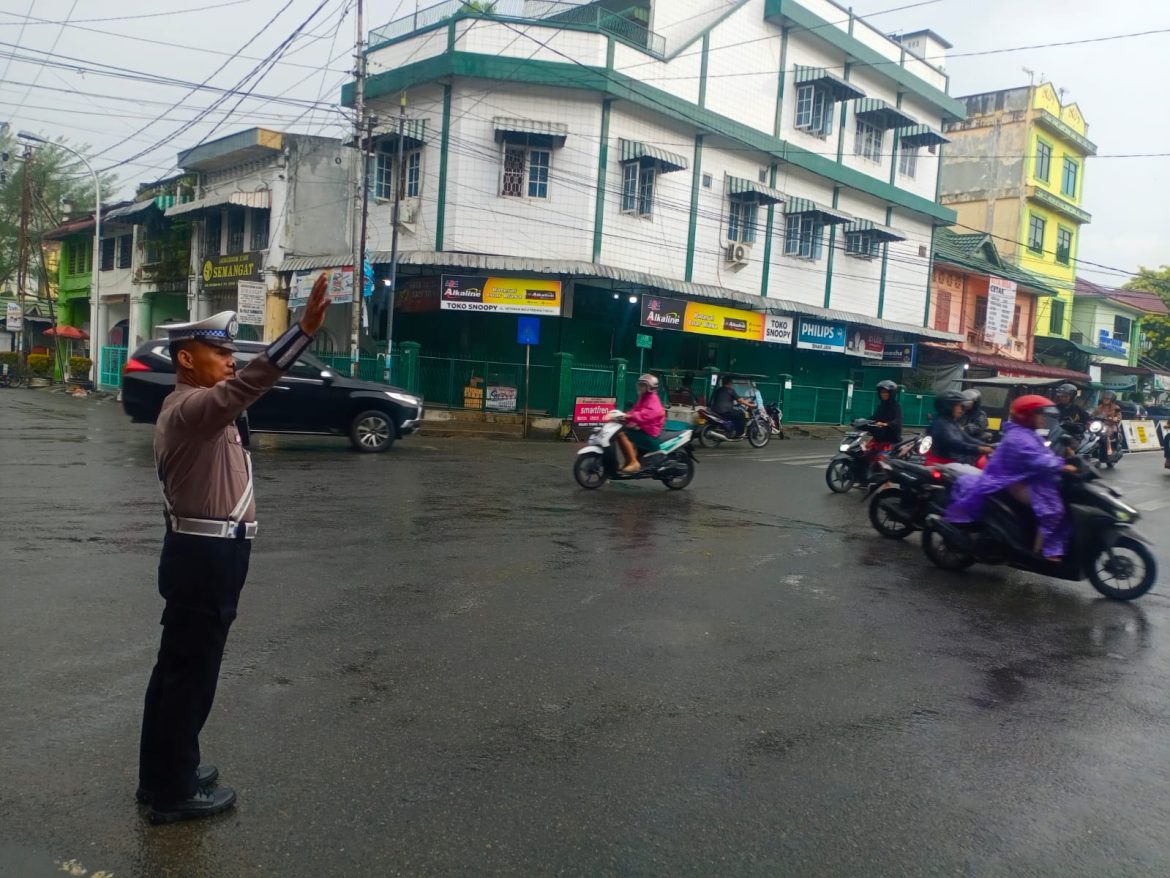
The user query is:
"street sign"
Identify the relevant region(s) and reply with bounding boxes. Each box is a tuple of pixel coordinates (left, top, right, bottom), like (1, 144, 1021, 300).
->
(5, 302, 21, 332)
(517, 316, 540, 346)
(236, 281, 266, 326)
(635, 333, 653, 349)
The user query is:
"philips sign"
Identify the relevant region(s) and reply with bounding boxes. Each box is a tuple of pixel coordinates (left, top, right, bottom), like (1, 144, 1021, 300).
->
(796, 319, 847, 352)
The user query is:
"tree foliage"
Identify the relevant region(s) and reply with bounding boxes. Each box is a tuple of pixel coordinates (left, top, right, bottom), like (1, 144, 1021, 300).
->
(1124, 265, 1170, 368)
(0, 131, 118, 292)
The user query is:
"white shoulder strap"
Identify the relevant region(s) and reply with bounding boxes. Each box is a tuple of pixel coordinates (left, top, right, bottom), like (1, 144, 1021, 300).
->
(227, 450, 254, 524)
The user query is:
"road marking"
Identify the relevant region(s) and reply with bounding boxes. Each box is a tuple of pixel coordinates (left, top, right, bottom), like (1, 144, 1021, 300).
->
(756, 454, 827, 464)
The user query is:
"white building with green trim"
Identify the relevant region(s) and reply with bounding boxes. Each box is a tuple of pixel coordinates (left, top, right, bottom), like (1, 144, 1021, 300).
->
(290, 0, 970, 416)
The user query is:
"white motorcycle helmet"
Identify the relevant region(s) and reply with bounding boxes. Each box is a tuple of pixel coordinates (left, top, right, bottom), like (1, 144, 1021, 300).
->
(636, 373, 659, 390)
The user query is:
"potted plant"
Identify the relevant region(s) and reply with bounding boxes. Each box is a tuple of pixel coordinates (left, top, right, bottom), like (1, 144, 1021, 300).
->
(68, 356, 94, 389)
(26, 353, 52, 387)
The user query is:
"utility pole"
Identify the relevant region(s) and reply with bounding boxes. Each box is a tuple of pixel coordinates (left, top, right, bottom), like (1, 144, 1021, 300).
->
(383, 93, 406, 384)
(16, 144, 32, 357)
(348, 0, 366, 377)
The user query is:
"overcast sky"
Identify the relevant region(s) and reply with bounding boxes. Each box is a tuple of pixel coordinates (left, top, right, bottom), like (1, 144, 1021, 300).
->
(1, 0, 1165, 284)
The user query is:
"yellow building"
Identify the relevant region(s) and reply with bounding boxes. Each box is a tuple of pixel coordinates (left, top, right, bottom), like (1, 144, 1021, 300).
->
(938, 83, 1095, 351)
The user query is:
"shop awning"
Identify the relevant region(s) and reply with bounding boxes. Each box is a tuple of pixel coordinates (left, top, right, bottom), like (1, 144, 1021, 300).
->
(928, 345, 1090, 381)
(165, 190, 270, 217)
(853, 98, 917, 130)
(784, 197, 852, 224)
(493, 117, 568, 147)
(845, 218, 906, 242)
(619, 139, 688, 172)
(793, 65, 865, 101)
(376, 118, 427, 148)
(727, 176, 785, 205)
(278, 250, 965, 343)
(105, 199, 162, 223)
(898, 124, 949, 148)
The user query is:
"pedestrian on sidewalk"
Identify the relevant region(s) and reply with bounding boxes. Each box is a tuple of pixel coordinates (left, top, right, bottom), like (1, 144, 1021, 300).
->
(137, 274, 331, 825)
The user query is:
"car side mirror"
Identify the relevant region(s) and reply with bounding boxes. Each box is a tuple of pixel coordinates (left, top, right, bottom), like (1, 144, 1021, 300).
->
(320, 370, 333, 382)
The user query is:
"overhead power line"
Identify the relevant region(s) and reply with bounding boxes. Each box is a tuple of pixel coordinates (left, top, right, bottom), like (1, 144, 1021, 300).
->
(0, 0, 263, 26)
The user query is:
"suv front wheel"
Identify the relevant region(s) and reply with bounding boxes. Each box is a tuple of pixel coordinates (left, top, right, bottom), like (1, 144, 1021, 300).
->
(349, 409, 397, 453)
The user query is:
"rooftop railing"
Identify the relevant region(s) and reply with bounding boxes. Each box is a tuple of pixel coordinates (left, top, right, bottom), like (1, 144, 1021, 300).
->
(369, 0, 665, 57)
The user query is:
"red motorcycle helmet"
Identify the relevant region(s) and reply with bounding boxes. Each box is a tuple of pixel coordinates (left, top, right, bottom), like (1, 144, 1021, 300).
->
(1010, 394, 1058, 424)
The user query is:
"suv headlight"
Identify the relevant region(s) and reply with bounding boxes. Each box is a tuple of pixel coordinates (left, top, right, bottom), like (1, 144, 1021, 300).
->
(385, 391, 420, 407)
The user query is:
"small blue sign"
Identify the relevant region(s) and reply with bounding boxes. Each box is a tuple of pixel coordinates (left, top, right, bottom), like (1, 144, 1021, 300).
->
(517, 316, 540, 346)
(796, 319, 847, 352)
(1098, 329, 1127, 356)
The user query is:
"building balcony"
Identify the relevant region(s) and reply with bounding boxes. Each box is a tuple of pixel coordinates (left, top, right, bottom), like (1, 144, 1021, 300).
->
(1026, 186, 1091, 225)
(370, 0, 665, 57)
(1033, 108, 1097, 156)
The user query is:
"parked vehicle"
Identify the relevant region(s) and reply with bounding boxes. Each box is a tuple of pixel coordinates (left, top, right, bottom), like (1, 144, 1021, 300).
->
(921, 443, 1156, 601)
(826, 420, 923, 493)
(573, 413, 697, 490)
(695, 406, 770, 449)
(121, 339, 422, 453)
(1117, 400, 1147, 420)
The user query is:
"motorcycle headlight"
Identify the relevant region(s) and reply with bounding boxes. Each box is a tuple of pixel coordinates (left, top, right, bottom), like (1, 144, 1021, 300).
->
(1089, 420, 1104, 434)
(839, 443, 851, 452)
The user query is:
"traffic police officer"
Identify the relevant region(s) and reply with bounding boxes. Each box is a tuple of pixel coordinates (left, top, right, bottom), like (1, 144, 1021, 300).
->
(137, 274, 331, 824)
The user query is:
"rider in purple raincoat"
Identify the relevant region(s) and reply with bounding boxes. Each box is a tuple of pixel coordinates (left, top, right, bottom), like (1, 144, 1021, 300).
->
(945, 395, 1077, 560)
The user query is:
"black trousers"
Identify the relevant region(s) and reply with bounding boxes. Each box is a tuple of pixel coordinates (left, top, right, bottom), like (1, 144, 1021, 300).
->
(139, 532, 251, 804)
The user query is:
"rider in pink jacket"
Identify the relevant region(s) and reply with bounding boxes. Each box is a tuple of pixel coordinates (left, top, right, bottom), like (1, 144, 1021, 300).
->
(616, 374, 665, 472)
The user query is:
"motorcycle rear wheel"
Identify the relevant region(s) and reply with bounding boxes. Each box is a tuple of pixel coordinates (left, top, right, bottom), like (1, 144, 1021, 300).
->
(869, 489, 915, 540)
(825, 460, 854, 493)
(699, 424, 723, 448)
(1088, 536, 1156, 601)
(921, 522, 976, 571)
(573, 454, 608, 490)
(662, 454, 695, 490)
(747, 421, 770, 449)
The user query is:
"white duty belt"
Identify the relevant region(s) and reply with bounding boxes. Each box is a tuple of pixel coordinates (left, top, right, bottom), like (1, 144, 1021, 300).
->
(158, 448, 258, 541)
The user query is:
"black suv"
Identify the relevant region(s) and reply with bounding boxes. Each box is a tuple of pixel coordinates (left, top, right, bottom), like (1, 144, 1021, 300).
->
(121, 339, 422, 452)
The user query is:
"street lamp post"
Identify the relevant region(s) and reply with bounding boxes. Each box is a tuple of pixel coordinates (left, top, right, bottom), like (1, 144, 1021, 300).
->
(18, 131, 101, 387)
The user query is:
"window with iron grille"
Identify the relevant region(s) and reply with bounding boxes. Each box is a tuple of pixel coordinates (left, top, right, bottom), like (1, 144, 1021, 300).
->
(226, 210, 245, 254)
(68, 241, 92, 275)
(1056, 227, 1072, 265)
(501, 146, 526, 197)
(1027, 214, 1046, 254)
(117, 234, 132, 269)
(854, 119, 883, 162)
(250, 210, 270, 251)
(500, 146, 551, 199)
(845, 231, 881, 258)
(898, 145, 918, 178)
(783, 213, 823, 259)
(728, 199, 758, 243)
(100, 237, 115, 271)
(794, 85, 833, 137)
(204, 213, 221, 257)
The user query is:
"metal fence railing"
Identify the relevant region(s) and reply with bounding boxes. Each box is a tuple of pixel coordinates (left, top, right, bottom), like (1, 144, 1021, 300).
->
(370, 0, 666, 55)
(418, 356, 556, 413)
(570, 366, 615, 401)
(315, 353, 405, 385)
(99, 346, 128, 390)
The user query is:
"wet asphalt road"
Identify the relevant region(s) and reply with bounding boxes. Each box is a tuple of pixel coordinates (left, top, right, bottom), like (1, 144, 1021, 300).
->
(3, 390, 1170, 877)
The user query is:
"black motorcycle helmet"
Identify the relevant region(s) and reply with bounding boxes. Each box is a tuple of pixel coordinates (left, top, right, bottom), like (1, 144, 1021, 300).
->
(876, 379, 898, 396)
(1055, 382, 1078, 404)
(934, 389, 966, 417)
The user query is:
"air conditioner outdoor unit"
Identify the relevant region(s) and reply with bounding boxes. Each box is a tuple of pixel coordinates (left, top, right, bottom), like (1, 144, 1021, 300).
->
(725, 242, 751, 265)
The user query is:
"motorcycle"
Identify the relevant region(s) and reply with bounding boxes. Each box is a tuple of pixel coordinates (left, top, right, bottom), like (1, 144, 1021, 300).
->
(865, 437, 955, 539)
(1092, 419, 1125, 468)
(696, 405, 770, 449)
(574, 413, 698, 490)
(920, 432, 1156, 601)
(826, 420, 921, 493)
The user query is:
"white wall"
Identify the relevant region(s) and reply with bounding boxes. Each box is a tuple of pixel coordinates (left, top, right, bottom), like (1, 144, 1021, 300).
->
(702, 1, 780, 133)
(442, 85, 601, 261)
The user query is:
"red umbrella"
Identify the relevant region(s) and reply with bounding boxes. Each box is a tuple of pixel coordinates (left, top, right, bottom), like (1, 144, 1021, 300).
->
(43, 325, 89, 340)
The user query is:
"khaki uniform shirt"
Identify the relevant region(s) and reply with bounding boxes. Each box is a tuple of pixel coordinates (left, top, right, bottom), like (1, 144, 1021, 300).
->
(154, 356, 282, 522)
